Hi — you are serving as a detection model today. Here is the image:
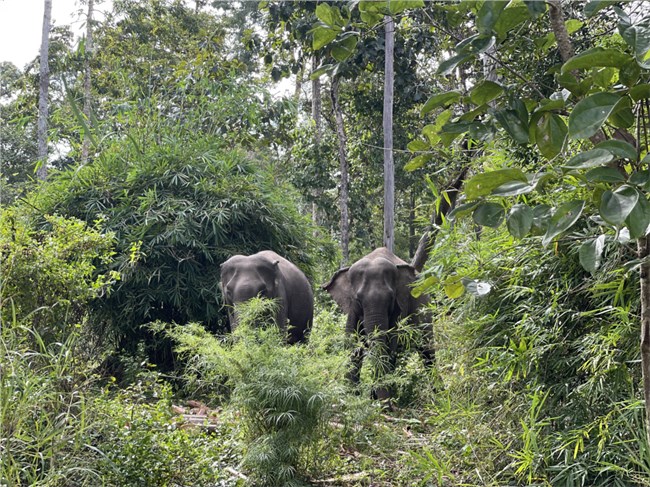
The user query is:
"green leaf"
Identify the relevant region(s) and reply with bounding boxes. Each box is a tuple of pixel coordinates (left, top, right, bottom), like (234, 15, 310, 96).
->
(531, 204, 552, 235)
(568, 92, 621, 140)
(630, 170, 650, 190)
(535, 113, 567, 160)
(457, 34, 496, 54)
(608, 96, 634, 129)
(585, 167, 626, 183)
(600, 185, 639, 226)
(620, 59, 641, 87)
(421, 91, 462, 115)
(495, 109, 529, 145)
(407, 139, 429, 152)
(448, 201, 480, 221)
(491, 180, 534, 197)
(626, 192, 650, 238)
(315, 3, 345, 28)
(494, 4, 530, 38)
(437, 52, 474, 75)
(312, 25, 340, 50)
(404, 154, 432, 172)
(507, 204, 533, 239)
(477, 0, 508, 35)
(619, 24, 650, 68)
(584, 0, 617, 18)
(563, 148, 614, 170)
(561, 48, 632, 72)
(388, 0, 424, 15)
(310, 63, 335, 80)
(331, 35, 359, 62)
(465, 168, 528, 200)
(594, 139, 637, 161)
(524, 0, 546, 18)
(542, 200, 585, 247)
(443, 276, 465, 299)
(579, 235, 606, 274)
(473, 202, 504, 228)
(631, 83, 650, 101)
(469, 80, 503, 106)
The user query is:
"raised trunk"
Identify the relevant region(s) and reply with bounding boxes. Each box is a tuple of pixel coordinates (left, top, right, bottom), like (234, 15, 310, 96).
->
(638, 235, 650, 446)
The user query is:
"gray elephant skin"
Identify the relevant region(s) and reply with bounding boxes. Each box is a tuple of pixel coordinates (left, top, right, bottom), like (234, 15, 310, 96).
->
(220, 250, 313, 344)
(323, 247, 434, 399)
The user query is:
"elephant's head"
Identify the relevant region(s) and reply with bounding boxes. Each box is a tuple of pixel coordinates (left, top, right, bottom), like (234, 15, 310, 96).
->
(220, 255, 281, 329)
(324, 255, 417, 335)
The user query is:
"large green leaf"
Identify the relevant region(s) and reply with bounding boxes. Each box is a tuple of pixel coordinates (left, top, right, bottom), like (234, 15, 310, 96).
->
(579, 235, 606, 274)
(563, 148, 614, 170)
(631, 83, 650, 101)
(535, 113, 567, 160)
(457, 34, 496, 54)
(608, 96, 634, 129)
(315, 3, 345, 28)
(585, 167, 626, 183)
(465, 168, 528, 200)
(630, 170, 650, 190)
(620, 59, 641, 87)
(507, 204, 533, 239)
(491, 180, 533, 197)
(443, 276, 465, 299)
(404, 154, 432, 172)
(421, 91, 462, 115)
(542, 200, 585, 247)
(584, 0, 617, 18)
(448, 201, 480, 221)
(470, 80, 503, 106)
(600, 185, 639, 226)
(626, 192, 650, 238)
(437, 52, 474, 75)
(568, 92, 621, 140)
(473, 202, 504, 228)
(531, 204, 552, 235)
(619, 22, 650, 68)
(331, 35, 359, 62)
(561, 47, 633, 72)
(495, 109, 529, 144)
(312, 25, 340, 50)
(494, 4, 530, 38)
(477, 0, 508, 35)
(595, 139, 638, 161)
(359, 1, 386, 25)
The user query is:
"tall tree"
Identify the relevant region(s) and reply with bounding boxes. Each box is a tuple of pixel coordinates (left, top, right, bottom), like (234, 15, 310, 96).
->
(383, 15, 395, 252)
(81, 0, 95, 164)
(331, 75, 350, 266)
(36, 0, 52, 180)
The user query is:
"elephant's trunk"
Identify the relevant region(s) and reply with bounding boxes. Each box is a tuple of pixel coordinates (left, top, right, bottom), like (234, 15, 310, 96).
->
(363, 308, 394, 400)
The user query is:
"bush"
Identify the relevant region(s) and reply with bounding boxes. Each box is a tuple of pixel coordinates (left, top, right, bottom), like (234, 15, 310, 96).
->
(167, 298, 348, 485)
(0, 208, 117, 342)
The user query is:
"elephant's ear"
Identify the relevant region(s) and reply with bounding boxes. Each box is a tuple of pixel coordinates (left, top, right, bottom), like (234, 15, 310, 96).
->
(396, 264, 418, 315)
(322, 267, 352, 313)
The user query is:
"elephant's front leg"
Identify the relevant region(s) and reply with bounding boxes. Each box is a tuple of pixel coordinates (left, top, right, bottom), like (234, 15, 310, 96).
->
(345, 312, 365, 385)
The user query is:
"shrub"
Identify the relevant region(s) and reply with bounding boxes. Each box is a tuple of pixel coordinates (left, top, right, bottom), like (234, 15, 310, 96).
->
(167, 298, 348, 486)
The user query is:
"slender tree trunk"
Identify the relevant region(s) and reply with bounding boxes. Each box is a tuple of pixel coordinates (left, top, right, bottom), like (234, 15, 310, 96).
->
(383, 15, 395, 252)
(81, 0, 95, 164)
(411, 167, 468, 272)
(331, 75, 350, 266)
(37, 0, 52, 181)
(547, 0, 574, 62)
(639, 235, 650, 446)
(312, 53, 322, 228)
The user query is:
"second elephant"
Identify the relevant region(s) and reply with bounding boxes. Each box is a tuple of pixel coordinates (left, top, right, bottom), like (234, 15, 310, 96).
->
(323, 247, 434, 399)
(220, 250, 313, 343)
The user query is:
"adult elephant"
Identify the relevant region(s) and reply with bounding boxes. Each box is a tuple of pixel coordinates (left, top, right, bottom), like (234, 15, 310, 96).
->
(323, 247, 434, 399)
(220, 250, 313, 344)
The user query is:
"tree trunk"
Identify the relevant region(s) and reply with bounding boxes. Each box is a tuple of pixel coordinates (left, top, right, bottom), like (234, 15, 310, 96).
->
(37, 0, 52, 181)
(383, 15, 395, 252)
(81, 0, 95, 165)
(312, 54, 322, 144)
(411, 167, 468, 272)
(638, 235, 650, 446)
(331, 75, 350, 266)
(547, 0, 574, 63)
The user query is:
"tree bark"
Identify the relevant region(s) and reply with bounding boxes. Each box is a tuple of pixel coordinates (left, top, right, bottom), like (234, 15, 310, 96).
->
(312, 54, 322, 145)
(383, 16, 395, 252)
(639, 235, 650, 446)
(547, 0, 574, 63)
(411, 167, 468, 272)
(37, 0, 52, 181)
(81, 0, 95, 164)
(331, 75, 350, 266)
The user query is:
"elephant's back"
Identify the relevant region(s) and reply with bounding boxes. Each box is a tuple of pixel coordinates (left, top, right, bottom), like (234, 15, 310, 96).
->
(364, 247, 409, 266)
